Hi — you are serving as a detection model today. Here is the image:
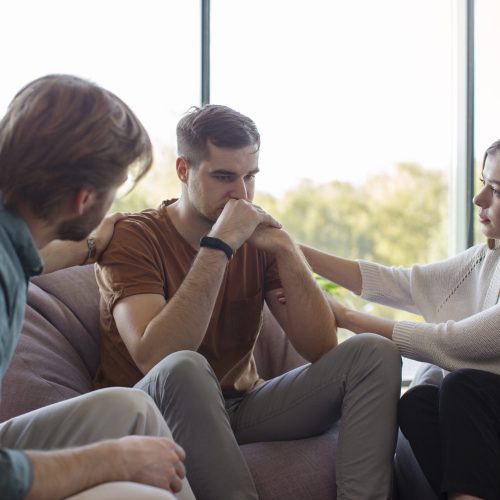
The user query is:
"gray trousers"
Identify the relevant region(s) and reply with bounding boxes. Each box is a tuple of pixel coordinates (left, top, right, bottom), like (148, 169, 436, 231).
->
(0, 387, 195, 500)
(135, 333, 402, 500)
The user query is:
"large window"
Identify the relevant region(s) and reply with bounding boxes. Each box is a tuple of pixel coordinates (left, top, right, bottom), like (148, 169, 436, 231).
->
(0, 0, 489, 382)
(0, 0, 200, 209)
(474, 0, 500, 244)
(212, 0, 454, 381)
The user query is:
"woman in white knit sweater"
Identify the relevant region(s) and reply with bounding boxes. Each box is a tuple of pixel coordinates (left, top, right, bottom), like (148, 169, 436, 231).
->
(300, 140, 500, 500)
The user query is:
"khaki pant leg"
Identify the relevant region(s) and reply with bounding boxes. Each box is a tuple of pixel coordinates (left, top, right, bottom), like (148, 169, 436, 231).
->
(66, 482, 176, 500)
(0, 388, 195, 500)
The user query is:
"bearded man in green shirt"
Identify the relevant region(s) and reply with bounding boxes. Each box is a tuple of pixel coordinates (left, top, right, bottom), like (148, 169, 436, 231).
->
(0, 75, 194, 500)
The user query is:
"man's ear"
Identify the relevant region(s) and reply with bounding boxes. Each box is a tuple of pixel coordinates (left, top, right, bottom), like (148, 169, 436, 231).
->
(73, 187, 96, 216)
(176, 157, 190, 183)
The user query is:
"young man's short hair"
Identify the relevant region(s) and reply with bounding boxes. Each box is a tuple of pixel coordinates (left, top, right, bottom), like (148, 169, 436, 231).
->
(176, 104, 260, 166)
(0, 74, 153, 218)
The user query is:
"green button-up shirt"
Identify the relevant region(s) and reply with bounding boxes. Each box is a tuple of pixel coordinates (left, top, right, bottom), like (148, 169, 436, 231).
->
(0, 197, 43, 499)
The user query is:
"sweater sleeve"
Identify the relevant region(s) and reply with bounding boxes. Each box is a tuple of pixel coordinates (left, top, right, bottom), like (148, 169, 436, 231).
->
(393, 303, 500, 374)
(358, 245, 485, 318)
(358, 260, 417, 313)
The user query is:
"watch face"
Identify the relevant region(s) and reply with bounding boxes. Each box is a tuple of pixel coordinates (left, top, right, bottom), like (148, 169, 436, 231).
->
(87, 237, 97, 261)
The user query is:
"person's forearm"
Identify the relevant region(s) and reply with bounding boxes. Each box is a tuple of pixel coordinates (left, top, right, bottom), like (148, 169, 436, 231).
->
(137, 248, 228, 372)
(40, 240, 88, 274)
(26, 441, 124, 500)
(340, 306, 395, 339)
(276, 244, 338, 362)
(300, 244, 363, 295)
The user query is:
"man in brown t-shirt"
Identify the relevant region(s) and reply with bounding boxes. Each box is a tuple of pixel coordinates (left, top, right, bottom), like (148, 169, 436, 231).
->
(96, 105, 402, 500)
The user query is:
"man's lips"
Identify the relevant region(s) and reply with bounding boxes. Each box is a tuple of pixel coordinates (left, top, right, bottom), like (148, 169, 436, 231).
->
(479, 214, 491, 224)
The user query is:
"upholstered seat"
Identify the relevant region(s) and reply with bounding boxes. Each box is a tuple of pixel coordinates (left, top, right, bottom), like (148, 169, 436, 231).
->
(0, 265, 339, 500)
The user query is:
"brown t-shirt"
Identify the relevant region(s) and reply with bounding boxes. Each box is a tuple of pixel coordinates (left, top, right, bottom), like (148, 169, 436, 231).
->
(94, 199, 281, 397)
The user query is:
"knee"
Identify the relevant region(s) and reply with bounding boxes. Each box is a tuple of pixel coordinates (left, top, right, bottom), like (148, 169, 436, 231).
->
(440, 368, 484, 405)
(163, 349, 210, 378)
(349, 332, 402, 375)
(89, 387, 157, 415)
(441, 368, 476, 391)
(398, 384, 436, 439)
(88, 387, 167, 434)
(334, 333, 402, 394)
(150, 350, 217, 393)
(108, 388, 162, 418)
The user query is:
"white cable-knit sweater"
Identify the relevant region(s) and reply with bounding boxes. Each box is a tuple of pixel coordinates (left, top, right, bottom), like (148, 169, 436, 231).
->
(358, 244, 500, 374)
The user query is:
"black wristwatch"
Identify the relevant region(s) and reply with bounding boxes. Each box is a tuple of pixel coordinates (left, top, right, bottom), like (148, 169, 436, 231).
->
(199, 236, 234, 261)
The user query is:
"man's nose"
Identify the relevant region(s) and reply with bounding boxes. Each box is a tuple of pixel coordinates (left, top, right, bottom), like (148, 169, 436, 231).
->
(230, 179, 248, 200)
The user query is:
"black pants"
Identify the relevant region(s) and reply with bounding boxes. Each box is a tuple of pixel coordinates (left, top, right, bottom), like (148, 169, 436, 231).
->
(399, 369, 500, 500)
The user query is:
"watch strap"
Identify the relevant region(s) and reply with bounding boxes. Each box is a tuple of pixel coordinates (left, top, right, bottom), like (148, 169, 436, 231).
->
(199, 236, 234, 260)
(81, 236, 97, 265)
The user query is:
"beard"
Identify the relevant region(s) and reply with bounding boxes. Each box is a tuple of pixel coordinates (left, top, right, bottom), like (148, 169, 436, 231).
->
(55, 196, 108, 241)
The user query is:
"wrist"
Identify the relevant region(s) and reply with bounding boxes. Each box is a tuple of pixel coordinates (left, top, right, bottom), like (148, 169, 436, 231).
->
(200, 236, 234, 260)
(263, 230, 294, 257)
(107, 440, 130, 481)
(206, 230, 240, 252)
(340, 307, 357, 332)
(80, 236, 97, 265)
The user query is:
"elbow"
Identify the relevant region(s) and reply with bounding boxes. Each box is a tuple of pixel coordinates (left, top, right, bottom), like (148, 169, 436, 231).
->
(130, 342, 159, 375)
(315, 337, 338, 362)
(301, 335, 338, 363)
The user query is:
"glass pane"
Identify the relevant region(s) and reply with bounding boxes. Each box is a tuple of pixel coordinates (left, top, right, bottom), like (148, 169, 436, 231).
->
(212, 0, 454, 383)
(474, 0, 500, 245)
(0, 0, 200, 209)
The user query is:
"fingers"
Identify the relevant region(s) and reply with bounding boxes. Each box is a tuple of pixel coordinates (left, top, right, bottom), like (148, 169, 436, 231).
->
(104, 211, 130, 224)
(167, 442, 186, 493)
(173, 442, 186, 461)
(170, 475, 184, 494)
(260, 211, 282, 228)
(276, 289, 287, 305)
(230, 199, 281, 228)
(170, 462, 186, 493)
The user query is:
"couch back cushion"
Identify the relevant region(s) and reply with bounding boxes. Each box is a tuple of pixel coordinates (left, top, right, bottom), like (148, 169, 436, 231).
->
(0, 265, 100, 421)
(0, 265, 306, 422)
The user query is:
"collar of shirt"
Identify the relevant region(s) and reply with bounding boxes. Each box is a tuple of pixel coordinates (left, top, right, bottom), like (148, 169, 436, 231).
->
(0, 196, 43, 278)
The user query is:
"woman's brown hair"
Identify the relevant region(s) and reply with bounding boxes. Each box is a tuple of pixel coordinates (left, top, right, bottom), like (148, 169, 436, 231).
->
(0, 74, 153, 218)
(482, 140, 500, 250)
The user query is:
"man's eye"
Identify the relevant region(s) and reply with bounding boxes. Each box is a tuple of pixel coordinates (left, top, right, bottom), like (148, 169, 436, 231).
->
(479, 177, 485, 186)
(245, 174, 256, 181)
(214, 175, 232, 182)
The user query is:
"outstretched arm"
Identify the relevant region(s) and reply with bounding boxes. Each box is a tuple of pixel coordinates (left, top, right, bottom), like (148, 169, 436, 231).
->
(24, 436, 186, 500)
(300, 244, 363, 295)
(327, 294, 395, 338)
(252, 228, 337, 362)
(40, 212, 127, 274)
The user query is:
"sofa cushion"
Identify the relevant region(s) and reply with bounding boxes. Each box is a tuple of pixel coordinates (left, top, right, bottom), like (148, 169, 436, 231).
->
(0, 265, 100, 421)
(241, 425, 338, 499)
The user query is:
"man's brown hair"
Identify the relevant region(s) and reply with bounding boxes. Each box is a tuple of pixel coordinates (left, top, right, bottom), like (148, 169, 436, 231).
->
(176, 104, 260, 166)
(0, 74, 153, 218)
